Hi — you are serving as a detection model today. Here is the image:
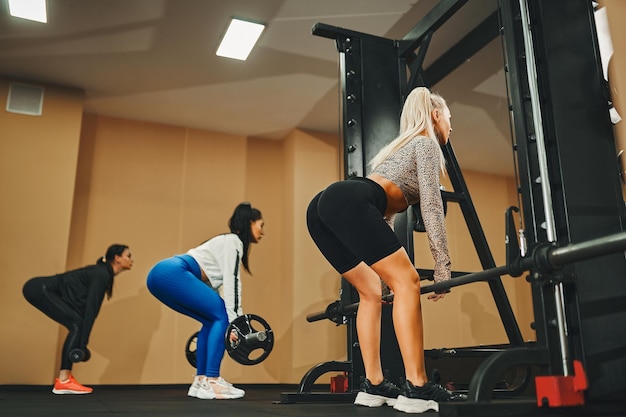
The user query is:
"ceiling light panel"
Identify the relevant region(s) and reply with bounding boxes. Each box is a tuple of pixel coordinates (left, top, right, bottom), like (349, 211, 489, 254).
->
(216, 18, 265, 61)
(8, 0, 47, 23)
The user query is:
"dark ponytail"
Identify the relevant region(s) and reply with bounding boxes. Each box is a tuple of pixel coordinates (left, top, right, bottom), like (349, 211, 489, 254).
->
(97, 244, 128, 299)
(228, 203, 262, 273)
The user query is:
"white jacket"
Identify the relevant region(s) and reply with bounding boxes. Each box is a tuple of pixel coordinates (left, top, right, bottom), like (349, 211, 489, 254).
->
(187, 234, 243, 322)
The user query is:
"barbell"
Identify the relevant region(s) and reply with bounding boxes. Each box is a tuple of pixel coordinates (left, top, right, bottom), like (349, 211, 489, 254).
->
(307, 230, 626, 323)
(185, 313, 274, 367)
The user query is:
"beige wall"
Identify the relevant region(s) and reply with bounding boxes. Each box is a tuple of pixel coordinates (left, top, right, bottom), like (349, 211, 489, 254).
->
(1, 77, 84, 383)
(2, 76, 532, 386)
(68, 115, 256, 385)
(420, 171, 534, 348)
(600, 1, 626, 195)
(282, 129, 348, 379)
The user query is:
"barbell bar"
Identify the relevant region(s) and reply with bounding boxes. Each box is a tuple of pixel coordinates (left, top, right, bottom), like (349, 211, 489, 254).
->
(307, 231, 626, 323)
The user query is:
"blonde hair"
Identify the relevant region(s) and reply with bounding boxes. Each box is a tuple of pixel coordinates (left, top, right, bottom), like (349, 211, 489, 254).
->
(369, 87, 447, 172)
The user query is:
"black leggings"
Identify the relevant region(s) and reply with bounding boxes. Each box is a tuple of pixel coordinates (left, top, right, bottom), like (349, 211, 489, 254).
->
(23, 277, 83, 371)
(306, 177, 402, 274)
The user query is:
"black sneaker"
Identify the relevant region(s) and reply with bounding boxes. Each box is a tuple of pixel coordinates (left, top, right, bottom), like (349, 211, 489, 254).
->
(354, 378, 401, 407)
(394, 380, 467, 413)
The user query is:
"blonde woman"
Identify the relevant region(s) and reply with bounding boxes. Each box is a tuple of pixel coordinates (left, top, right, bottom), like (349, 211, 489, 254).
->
(306, 87, 465, 413)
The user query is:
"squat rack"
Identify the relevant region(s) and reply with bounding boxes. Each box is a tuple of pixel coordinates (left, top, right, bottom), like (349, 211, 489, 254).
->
(281, 1, 626, 415)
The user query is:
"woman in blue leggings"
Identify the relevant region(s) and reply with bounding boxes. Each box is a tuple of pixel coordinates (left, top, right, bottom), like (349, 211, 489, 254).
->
(147, 203, 264, 400)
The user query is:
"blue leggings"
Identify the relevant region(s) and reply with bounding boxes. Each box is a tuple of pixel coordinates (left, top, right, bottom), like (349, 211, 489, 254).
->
(146, 255, 228, 377)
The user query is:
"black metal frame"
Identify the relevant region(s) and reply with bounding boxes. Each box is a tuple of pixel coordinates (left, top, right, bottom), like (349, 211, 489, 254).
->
(495, 0, 626, 408)
(282, 0, 523, 404)
(282, 0, 626, 414)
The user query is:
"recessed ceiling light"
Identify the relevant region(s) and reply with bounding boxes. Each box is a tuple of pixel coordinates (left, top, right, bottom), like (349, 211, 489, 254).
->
(8, 0, 47, 23)
(216, 18, 265, 61)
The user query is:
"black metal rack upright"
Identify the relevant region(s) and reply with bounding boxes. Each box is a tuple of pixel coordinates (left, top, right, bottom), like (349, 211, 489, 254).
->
(496, 0, 626, 405)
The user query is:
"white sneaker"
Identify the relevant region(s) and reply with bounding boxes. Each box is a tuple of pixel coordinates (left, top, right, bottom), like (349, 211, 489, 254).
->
(217, 377, 245, 396)
(196, 379, 217, 400)
(208, 378, 245, 399)
(393, 396, 439, 413)
(187, 376, 201, 398)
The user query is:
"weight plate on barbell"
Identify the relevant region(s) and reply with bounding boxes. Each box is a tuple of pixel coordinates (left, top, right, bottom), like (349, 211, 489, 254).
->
(184, 313, 274, 367)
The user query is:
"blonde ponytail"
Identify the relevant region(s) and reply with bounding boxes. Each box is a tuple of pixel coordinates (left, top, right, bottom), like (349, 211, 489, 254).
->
(369, 87, 446, 172)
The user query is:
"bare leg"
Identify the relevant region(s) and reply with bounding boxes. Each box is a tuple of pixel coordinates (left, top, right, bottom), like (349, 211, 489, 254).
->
(59, 370, 71, 381)
(342, 262, 384, 384)
(371, 248, 428, 387)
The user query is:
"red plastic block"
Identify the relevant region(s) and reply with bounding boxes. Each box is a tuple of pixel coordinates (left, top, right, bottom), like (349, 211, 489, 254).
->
(535, 360, 588, 407)
(330, 373, 348, 393)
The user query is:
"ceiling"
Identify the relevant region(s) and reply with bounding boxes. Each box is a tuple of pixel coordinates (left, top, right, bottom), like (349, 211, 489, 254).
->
(0, 0, 515, 176)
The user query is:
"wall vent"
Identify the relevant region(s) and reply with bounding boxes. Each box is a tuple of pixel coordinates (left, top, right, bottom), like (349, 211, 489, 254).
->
(6, 83, 44, 116)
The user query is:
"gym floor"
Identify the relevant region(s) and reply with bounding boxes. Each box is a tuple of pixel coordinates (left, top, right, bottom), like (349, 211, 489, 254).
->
(0, 384, 414, 417)
(1, 385, 624, 417)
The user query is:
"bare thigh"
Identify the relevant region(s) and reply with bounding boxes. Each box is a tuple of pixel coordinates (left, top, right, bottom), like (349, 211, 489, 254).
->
(370, 248, 421, 294)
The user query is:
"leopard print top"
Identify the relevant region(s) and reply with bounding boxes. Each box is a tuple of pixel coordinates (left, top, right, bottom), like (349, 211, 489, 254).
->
(371, 135, 451, 283)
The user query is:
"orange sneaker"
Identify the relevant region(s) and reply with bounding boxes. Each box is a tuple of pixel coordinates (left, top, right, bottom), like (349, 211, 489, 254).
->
(52, 375, 93, 394)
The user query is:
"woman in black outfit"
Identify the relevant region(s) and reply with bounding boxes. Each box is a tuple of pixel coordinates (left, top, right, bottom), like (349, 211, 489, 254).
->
(23, 244, 133, 394)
